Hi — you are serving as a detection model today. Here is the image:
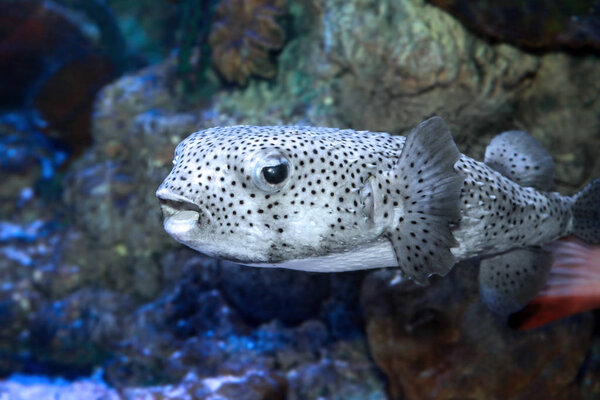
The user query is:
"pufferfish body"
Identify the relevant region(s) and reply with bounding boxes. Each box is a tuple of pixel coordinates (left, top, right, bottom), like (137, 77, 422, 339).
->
(157, 117, 600, 315)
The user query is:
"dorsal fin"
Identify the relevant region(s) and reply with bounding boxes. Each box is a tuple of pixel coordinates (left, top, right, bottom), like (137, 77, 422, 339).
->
(484, 130, 555, 191)
(384, 117, 463, 284)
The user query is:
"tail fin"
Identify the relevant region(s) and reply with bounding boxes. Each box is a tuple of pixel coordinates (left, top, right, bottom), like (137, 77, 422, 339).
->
(572, 178, 600, 244)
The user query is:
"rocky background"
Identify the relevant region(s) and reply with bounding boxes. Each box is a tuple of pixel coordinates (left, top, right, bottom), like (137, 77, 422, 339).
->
(0, 0, 599, 399)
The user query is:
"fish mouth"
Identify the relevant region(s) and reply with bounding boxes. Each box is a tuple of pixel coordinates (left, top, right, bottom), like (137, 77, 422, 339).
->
(156, 187, 210, 236)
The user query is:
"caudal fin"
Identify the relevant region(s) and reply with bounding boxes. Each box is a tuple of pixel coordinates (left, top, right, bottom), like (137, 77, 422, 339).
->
(509, 237, 600, 330)
(572, 178, 600, 244)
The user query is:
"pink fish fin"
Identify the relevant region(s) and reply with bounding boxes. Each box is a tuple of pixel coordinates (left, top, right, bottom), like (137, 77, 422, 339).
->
(510, 237, 600, 331)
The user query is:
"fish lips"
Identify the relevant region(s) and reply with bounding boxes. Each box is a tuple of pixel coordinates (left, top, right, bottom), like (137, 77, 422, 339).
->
(156, 187, 211, 241)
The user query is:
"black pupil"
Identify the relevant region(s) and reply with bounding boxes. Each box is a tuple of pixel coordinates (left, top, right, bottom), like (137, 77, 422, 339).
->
(262, 163, 288, 185)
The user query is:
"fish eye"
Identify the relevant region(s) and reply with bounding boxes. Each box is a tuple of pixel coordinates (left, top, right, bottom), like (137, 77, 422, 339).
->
(251, 151, 292, 193)
(262, 163, 289, 185)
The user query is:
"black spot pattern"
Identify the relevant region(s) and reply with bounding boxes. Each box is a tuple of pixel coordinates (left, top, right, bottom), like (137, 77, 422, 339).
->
(384, 117, 463, 284)
(475, 130, 566, 314)
(157, 125, 404, 263)
(478, 247, 553, 315)
(452, 155, 572, 260)
(156, 119, 592, 283)
(572, 178, 600, 244)
(484, 130, 555, 192)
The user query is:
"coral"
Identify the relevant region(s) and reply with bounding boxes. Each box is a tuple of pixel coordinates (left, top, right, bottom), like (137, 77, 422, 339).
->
(209, 0, 287, 85)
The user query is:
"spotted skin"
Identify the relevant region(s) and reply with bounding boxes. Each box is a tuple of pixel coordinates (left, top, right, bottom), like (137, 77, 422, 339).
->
(572, 178, 600, 243)
(157, 117, 599, 298)
(452, 155, 572, 260)
(158, 125, 405, 265)
(484, 130, 555, 192)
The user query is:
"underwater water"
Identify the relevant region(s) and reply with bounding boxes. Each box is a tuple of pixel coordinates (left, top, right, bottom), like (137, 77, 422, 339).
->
(1, 0, 600, 399)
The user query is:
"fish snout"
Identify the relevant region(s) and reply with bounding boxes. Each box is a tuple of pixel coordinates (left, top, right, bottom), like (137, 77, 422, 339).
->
(156, 187, 211, 235)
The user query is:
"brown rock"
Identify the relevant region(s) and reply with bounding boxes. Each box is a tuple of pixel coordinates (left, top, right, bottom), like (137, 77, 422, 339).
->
(362, 264, 593, 400)
(513, 53, 600, 192)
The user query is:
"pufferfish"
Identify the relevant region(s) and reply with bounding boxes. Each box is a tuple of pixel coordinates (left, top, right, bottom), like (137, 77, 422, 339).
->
(156, 117, 600, 315)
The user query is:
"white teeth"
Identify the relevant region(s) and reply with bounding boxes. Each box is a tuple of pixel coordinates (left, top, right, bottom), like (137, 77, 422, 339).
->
(164, 210, 200, 237)
(171, 210, 200, 221)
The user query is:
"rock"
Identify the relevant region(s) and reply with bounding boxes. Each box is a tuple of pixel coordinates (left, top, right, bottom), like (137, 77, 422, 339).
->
(513, 53, 600, 192)
(286, 340, 387, 400)
(219, 262, 331, 325)
(59, 0, 600, 308)
(62, 63, 204, 299)
(361, 264, 593, 400)
(428, 0, 600, 51)
(1, 0, 599, 397)
(162, 271, 245, 339)
(319, 272, 367, 340)
(0, 0, 93, 106)
(0, 370, 288, 400)
(0, 376, 121, 400)
(274, 0, 542, 142)
(0, 294, 41, 376)
(581, 337, 600, 400)
(91, 58, 187, 145)
(0, 114, 67, 203)
(123, 369, 287, 400)
(32, 53, 115, 154)
(0, 0, 123, 154)
(209, 0, 600, 186)
(218, 262, 368, 331)
(29, 288, 134, 374)
(0, 119, 46, 175)
(209, 0, 288, 85)
(0, 222, 70, 376)
(103, 0, 180, 64)
(0, 337, 387, 400)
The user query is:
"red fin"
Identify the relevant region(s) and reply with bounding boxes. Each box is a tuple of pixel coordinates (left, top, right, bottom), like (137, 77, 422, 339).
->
(510, 237, 600, 331)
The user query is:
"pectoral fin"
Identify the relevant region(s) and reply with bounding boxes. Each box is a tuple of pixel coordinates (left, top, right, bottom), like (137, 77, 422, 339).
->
(385, 117, 463, 284)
